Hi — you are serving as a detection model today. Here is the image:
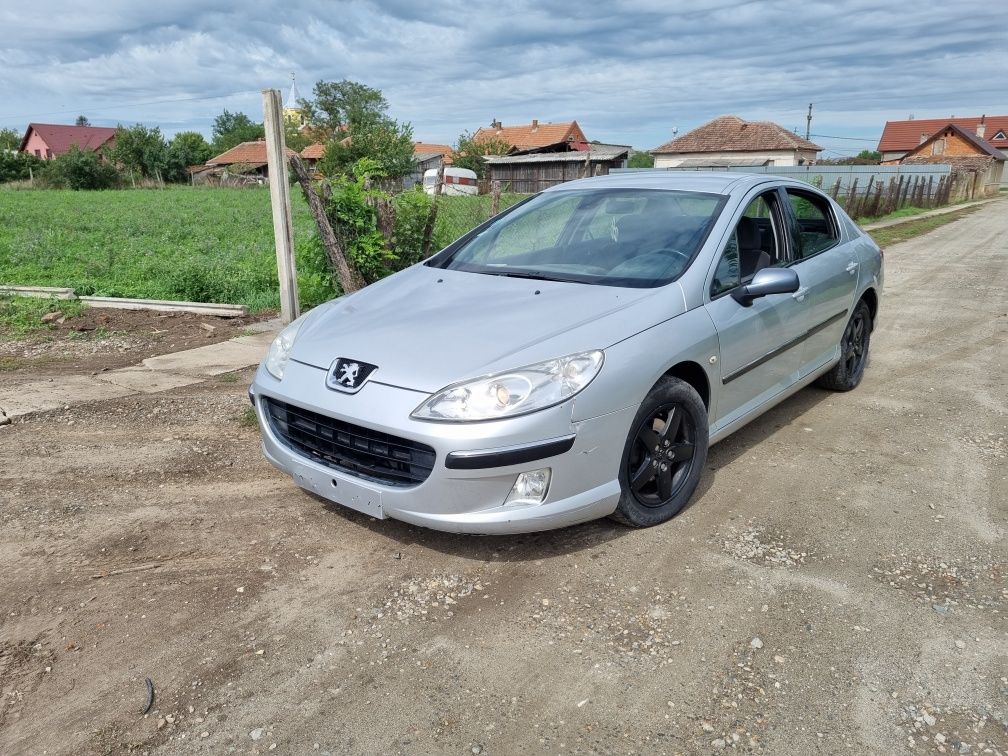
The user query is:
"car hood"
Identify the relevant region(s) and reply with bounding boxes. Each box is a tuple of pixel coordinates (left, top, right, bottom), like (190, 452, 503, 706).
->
(290, 264, 682, 393)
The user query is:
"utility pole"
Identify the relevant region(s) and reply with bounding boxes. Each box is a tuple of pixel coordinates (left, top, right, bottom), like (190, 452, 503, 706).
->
(805, 103, 813, 141)
(262, 88, 300, 325)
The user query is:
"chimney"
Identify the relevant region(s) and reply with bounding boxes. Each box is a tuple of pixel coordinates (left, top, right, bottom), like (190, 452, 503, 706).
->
(977, 114, 986, 139)
(491, 118, 502, 130)
(920, 132, 928, 145)
(531, 119, 538, 131)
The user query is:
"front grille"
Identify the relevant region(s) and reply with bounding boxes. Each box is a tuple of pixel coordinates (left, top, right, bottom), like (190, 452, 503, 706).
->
(263, 398, 436, 487)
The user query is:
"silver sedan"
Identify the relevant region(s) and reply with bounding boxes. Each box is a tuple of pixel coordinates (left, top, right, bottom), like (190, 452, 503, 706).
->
(249, 172, 883, 533)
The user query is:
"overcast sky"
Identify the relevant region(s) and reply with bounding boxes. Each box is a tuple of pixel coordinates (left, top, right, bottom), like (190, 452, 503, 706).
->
(1, 1, 1004, 157)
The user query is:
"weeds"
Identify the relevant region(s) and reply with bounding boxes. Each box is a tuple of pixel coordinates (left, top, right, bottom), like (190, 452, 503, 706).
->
(0, 296, 85, 335)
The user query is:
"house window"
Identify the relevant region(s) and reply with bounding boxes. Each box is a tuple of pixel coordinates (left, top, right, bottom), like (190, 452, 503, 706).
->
(993, 130, 1007, 141)
(34, 149, 41, 157)
(931, 138, 945, 156)
(46, 149, 52, 159)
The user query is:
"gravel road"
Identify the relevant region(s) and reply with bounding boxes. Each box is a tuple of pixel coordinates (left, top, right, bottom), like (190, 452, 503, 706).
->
(0, 202, 1004, 755)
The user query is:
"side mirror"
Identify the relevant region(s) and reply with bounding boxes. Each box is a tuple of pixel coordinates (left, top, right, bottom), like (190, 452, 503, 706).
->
(731, 267, 800, 307)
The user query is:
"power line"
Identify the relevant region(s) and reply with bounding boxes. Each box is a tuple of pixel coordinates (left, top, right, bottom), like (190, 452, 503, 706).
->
(810, 132, 879, 142)
(0, 90, 262, 122)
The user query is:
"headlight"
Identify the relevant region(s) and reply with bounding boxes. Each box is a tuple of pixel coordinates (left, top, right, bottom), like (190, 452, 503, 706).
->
(411, 350, 604, 422)
(264, 317, 306, 380)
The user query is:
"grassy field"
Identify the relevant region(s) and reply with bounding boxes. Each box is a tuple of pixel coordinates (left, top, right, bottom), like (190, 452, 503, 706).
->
(0, 184, 982, 331)
(0, 186, 524, 313)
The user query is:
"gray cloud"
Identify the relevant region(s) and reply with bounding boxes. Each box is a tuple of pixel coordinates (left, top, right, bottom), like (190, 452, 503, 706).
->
(1, 0, 1004, 155)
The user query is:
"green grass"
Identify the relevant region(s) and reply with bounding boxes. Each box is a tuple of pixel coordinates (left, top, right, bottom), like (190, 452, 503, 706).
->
(0, 186, 330, 312)
(0, 296, 84, 334)
(857, 205, 930, 224)
(867, 206, 982, 249)
(0, 186, 528, 313)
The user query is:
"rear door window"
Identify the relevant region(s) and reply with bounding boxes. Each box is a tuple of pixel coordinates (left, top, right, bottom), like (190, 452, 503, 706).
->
(786, 189, 839, 259)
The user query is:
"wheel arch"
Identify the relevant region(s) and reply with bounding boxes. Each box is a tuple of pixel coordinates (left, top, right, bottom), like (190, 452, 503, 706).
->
(859, 287, 879, 330)
(662, 360, 710, 411)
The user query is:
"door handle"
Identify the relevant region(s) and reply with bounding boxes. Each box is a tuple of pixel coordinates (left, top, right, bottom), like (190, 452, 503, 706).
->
(846, 261, 859, 275)
(792, 287, 809, 301)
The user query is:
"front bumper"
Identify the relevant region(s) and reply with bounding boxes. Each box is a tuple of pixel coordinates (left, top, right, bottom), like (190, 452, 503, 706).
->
(250, 360, 630, 534)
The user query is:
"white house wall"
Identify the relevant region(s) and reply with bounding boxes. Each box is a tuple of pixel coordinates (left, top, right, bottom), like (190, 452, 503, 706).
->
(653, 149, 818, 168)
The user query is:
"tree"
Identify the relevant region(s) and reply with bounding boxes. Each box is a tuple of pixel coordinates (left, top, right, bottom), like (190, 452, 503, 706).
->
(165, 131, 213, 181)
(317, 121, 415, 179)
(284, 121, 312, 152)
(75, 115, 91, 127)
(451, 131, 511, 178)
(0, 127, 21, 151)
(108, 123, 169, 179)
(210, 110, 264, 155)
(302, 79, 416, 179)
(628, 151, 655, 168)
(42, 146, 119, 189)
(856, 149, 882, 163)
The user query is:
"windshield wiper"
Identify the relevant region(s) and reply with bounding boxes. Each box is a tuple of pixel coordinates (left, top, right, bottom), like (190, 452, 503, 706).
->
(483, 270, 563, 281)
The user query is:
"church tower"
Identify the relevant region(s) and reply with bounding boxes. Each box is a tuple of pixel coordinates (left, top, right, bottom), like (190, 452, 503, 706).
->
(283, 73, 306, 127)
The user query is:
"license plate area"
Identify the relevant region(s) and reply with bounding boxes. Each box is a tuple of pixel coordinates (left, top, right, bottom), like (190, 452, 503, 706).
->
(290, 460, 384, 518)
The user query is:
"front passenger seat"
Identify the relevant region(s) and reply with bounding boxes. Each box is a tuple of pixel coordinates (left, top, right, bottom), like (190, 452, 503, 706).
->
(736, 217, 771, 279)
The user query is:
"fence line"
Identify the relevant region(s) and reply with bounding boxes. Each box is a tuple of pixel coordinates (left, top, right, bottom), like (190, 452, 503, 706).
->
(613, 163, 982, 219)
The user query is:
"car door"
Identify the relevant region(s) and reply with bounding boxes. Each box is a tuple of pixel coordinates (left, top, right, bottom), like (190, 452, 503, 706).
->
(780, 187, 859, 377)
(705, 189, 807, 429)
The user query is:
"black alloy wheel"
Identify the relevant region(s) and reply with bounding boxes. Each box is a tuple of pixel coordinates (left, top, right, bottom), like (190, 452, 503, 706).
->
(627, 404, 697, 507)
(612, 376, 708, 528)
(841, 306, 869, 378)
(816, 299, 873, 392)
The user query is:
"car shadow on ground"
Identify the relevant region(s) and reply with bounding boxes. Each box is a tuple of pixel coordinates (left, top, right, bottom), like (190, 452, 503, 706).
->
(315, 385, 837, 562)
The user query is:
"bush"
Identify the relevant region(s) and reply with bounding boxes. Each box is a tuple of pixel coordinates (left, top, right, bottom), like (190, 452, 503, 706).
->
(316, 159, 396, 284)
(41, 147, 120, 190)
(391, 187, 433, 268)
(0, 151, 45, 183)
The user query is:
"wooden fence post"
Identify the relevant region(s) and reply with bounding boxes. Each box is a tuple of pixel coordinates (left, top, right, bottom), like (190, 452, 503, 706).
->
(262, 88, 300, 325)
(490, 180, 501, 217)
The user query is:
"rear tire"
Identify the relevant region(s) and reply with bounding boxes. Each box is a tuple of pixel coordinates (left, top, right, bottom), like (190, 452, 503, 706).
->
(816, 299, 872, 391)
(611, 376, 708, 528)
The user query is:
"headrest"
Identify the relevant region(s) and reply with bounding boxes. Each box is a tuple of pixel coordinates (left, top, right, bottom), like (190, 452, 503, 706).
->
(736, 216, 761, 249)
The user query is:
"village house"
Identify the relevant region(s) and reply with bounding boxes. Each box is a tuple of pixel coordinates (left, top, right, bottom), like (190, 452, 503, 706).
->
(18, 123, 117, 160)
(484, 143, 629, 193)
(650, 115, 821, 168)
(877, 115, 1008, 163)
(473, 119, 588, 152)
(894, 123, 1005, 197)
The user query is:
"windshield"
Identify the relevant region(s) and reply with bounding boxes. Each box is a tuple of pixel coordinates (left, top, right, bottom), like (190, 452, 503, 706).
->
(427, 188, 727, 287)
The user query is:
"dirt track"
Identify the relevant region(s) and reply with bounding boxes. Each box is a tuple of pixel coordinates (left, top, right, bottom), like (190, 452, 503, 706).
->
(1, 202, 1005, 755)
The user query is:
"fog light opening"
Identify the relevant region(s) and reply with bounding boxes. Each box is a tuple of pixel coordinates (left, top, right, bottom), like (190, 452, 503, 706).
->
(504, 468, 551, 507)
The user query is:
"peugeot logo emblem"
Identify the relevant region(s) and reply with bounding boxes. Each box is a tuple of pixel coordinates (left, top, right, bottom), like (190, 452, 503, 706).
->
(326, 358, 378, 394)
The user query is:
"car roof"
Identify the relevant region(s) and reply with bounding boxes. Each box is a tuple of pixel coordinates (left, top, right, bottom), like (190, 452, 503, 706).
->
(544, 170, 779, 195)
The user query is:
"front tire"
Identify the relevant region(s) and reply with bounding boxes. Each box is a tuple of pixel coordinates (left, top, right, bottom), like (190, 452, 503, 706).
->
(611, 376, 708, 528)
(816, 299, 872, 391)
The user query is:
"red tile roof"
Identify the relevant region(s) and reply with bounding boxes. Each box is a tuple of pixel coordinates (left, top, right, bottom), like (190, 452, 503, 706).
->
(413, 142, 453, 156)
(652, 115, 821, 154)
(473, 120, 586, 151)
(878, 115, 1008, 153)
(207, 141, 295, 165)
(19, 123, 117, 155)
(301, 143, 325, 160)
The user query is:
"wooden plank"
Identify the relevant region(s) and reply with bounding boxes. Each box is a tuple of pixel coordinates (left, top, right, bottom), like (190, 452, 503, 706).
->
(0, 285, 76, 299)
(78, 296, 248, 318)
